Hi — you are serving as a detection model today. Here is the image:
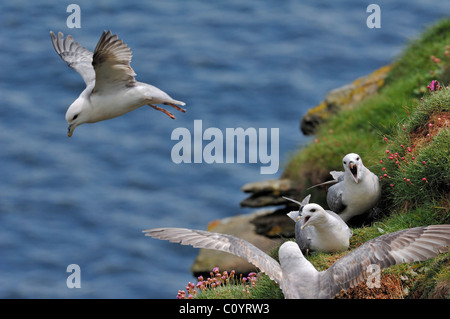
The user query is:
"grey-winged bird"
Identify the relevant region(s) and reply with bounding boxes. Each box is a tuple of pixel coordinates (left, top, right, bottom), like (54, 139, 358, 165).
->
(310, 153, 381, 222)
(144, 225, 450, 299)
(50, 30, 186, 137)
(285, 196, 352, 253)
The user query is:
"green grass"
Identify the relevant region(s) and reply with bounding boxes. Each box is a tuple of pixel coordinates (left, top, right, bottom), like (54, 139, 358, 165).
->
(373, 87, 449, 213)
(178, 19, 450, 299)
(282, 19, 450, 205)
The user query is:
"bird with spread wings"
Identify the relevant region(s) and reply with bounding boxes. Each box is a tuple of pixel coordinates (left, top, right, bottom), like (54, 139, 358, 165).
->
(50, 30, 186, 137)
(144, 225, 450, 299)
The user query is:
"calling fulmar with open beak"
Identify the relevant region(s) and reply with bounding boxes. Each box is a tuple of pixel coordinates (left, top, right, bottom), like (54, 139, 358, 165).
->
(349, 161, 358, 183)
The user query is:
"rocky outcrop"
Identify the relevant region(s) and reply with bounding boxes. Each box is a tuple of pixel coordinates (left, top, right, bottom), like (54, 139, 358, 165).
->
(240, 178, 297, 208)
(300, 65, 391, 135)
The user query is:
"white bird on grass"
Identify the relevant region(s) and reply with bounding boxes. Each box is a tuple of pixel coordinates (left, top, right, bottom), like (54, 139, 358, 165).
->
(50, 30, 186, 137)
(310, 153, 381, 222)
(284, 196, 352, 253)
(143, 225, 450, 299)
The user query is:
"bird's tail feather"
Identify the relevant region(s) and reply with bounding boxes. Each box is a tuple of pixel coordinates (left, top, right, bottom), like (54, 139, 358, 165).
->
(169, 99, 186, 106)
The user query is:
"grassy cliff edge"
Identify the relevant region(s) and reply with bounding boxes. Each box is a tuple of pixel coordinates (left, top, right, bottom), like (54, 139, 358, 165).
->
(182, 19, 450, 299)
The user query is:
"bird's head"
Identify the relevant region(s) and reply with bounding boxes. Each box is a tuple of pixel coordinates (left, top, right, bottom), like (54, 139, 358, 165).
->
(65, 100, 86, 137)
(284, 195, 312, 223)
(300, 204, 327, 229)
(342, 153, 364, 183)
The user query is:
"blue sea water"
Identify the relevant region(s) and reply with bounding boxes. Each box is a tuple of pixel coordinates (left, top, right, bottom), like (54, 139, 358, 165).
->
(0, 0, 448, 298)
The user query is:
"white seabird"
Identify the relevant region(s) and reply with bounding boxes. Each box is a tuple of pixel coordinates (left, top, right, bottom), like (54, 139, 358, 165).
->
(285, 196, 352, 253)
(50, 30, 186, 137)
(313, 153, 381, 222)
(144, 225, 450, 299)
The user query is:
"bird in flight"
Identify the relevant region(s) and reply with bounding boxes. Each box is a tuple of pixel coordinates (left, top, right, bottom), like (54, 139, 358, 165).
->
(50, 30, 186, 137)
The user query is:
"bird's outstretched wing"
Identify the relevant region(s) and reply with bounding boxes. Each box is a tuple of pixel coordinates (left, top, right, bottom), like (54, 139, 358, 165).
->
(92, 30, 136, 92)
(143, 228, 283, 284)
(318, 225, 450, 298)
(50, 31, 95, 86)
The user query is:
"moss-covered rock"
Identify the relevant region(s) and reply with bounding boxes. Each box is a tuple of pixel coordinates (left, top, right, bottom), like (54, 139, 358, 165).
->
(300, 65, 391, 135)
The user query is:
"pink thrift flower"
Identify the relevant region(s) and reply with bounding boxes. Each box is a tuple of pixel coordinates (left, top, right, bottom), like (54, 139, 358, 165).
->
(428, 80, 440, 91)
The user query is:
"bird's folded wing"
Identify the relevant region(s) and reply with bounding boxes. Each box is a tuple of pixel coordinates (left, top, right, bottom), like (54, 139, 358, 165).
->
(286, 210, 299, 222)
(143, 227, 283, 284)
(318, 225, 450, 298)
(92, 30, 136, 92)
(326, 184, 346, 213)
(50, 31, 95, 86)
(307, 171, 344, 190)
(330, 171, 345, 181)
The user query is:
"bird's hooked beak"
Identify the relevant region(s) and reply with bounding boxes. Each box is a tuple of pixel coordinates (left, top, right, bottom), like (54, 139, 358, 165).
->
(301, 214, 311, 229)
(349, 161, 359, 183)
(67, 124, 76, 137)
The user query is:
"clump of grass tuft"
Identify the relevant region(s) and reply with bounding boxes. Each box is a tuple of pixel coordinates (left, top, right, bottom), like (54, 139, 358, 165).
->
(375, 84, 449, 213)
(408, 253, 450, 299)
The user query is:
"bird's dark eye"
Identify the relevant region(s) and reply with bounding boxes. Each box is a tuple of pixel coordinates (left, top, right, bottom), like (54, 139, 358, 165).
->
(356, 157, 360, 161)
(310, 208, 316, 212)
(72, 114, 79, 121)
(343, 161, 346, 165)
